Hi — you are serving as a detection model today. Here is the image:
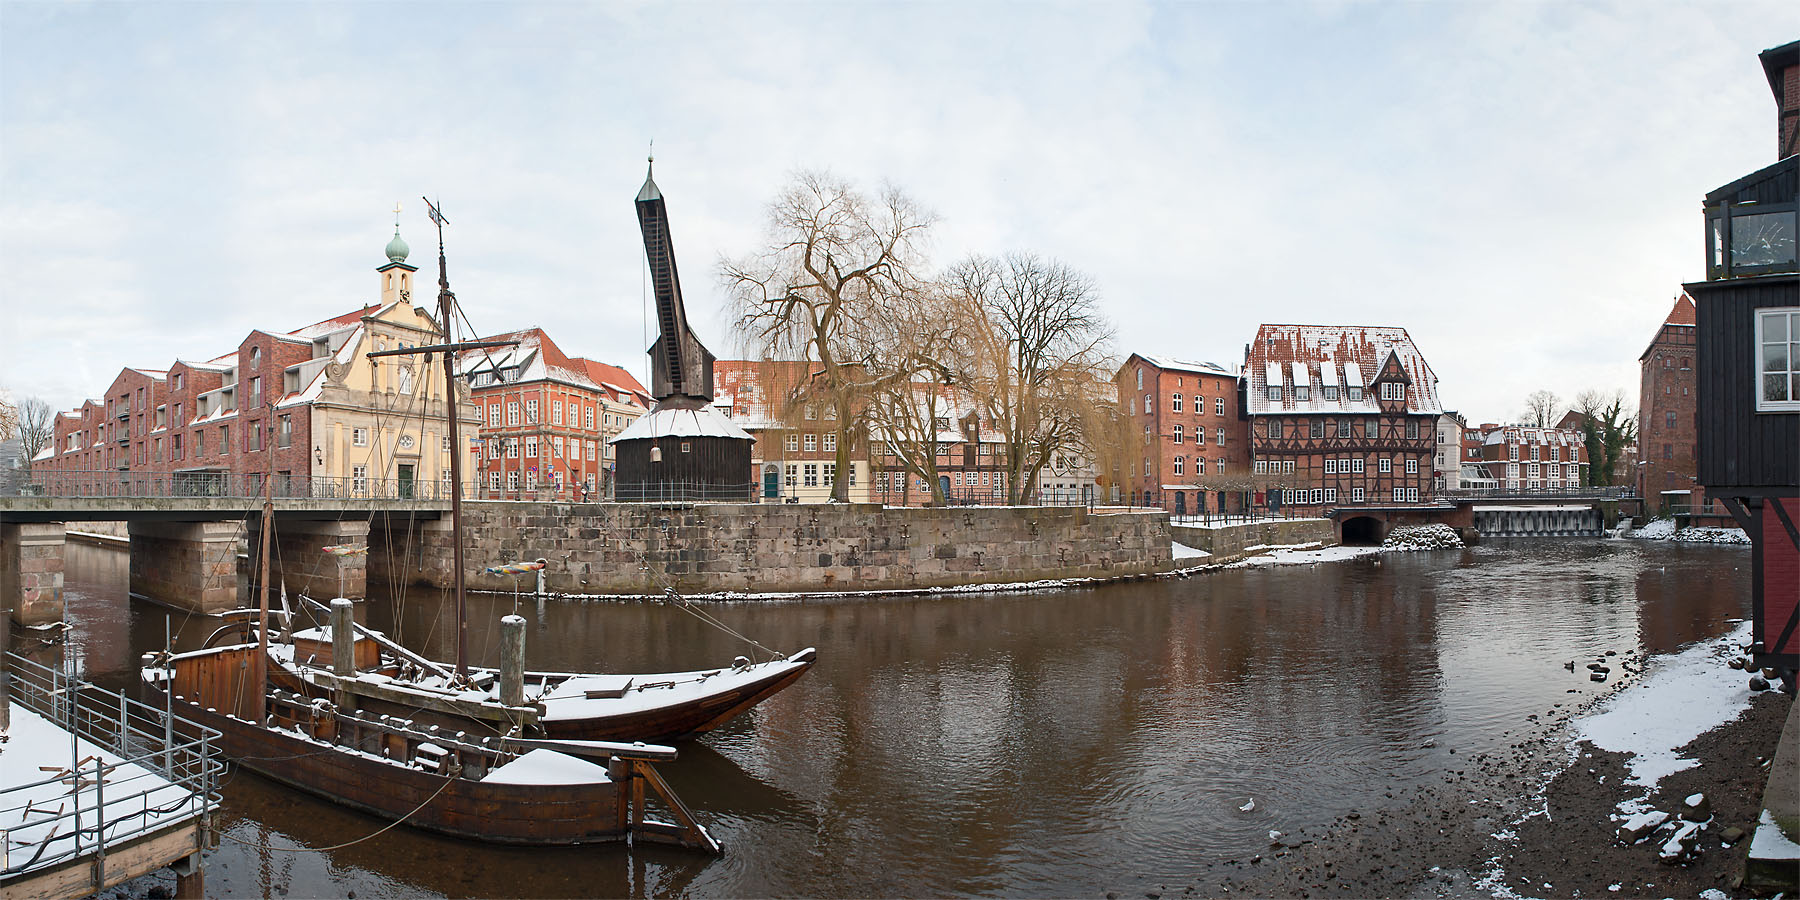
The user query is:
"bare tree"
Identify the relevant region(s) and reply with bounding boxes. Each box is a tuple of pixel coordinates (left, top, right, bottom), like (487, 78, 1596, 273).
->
(0, 393, 17, 442)
(1574, 388, 1637, 486)
(17, 397, 53, 473)
(861, 286, 969, 505)
(945, 252, 1114, 504)
(722, 171, 936, 502)
(1522, 390, 1561, 428)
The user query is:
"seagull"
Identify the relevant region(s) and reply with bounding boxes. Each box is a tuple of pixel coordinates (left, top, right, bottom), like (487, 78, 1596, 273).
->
(1239, 799, 1256, 812)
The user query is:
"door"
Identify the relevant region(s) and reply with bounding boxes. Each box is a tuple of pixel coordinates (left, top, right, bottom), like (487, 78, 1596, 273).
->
(763, 465, 780, 500)
(1174, 492, 1186, 516)
(397, 463, 415, 499)
(938, 475, 951, 502)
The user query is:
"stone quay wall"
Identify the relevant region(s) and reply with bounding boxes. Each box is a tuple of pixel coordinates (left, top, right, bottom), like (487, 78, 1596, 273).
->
(1169, 517, 1336, 562)
(381, 502, 1174, 595)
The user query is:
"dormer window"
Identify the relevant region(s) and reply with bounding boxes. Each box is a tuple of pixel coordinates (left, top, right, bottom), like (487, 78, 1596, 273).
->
(1380, 382, 1404, 401)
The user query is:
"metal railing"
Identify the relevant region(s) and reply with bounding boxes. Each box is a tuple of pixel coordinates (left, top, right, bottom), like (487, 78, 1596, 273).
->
(610, 481, 760, 504)
(9, 469, 463, 502)
(1439, 486, 1638, 501)
(1, 652, 222, 880)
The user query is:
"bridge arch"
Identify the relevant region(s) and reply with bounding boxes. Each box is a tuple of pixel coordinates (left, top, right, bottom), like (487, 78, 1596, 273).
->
(1340, 515, 1385, 546)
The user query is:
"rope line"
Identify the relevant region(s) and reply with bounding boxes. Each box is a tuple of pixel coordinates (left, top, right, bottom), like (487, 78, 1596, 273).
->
(214, 773, 455, 853)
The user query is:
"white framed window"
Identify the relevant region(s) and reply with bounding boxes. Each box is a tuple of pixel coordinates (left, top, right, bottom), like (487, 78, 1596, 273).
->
(1283, 460, 1295, 474)
(1530, 444, 1540, 461)
(803, 463, 818, 487)
(526, 437, 538, 458)
(823, 432, 837, 452)
(824, 462, 836, 486)
(487, 439, 499, 459)
(1352, 487, 1364, 503)
(1267, 384, 1282, 402)
(1393, 487, 1404, 502)
(507, 402, 520, 426)
(1254, 460, 1267, 474)
(1509, 444, 1519, 461)
(490, 471, 501, 491)
(1310, 488, 1322, 504)
(1757, 308, 1800, 411)
(1197, 457, 1207, 474)
(1380, 382, 1404, 401)
(1172, 393, 1182, 413)
(1406, 487, 1418, 502)
(352, 427, 368, 447)
(1325, 459, 1337, 475)
(1352, 458, 1365, 474)
(525, 399, 539, 424)
(1324, 488, 1337, 503)
(804, 433, 818, 452)
(785, 464, 797, 488)
(1567, 463, 1578, 478)
(1173, 424, 1183, 444)
(553, 402, 563, 425)
(352, 465, 368, 494)
(1173, 455, 1184, 475)
(506, 438, 519, 459)
(1136, 368, 1144, 390)
(1215, 398, 1225, 416)
(1528, 463, 1539, 478)
(507, 471, 519, 491)
(1379, 458, 1391, 473)
(1144, 394, 1153, 414)
(1550, 446, 1560, 461)
(1405, 458, 1418, 475)
(476, 405, 487, 425)
(786, 433, 799, 453)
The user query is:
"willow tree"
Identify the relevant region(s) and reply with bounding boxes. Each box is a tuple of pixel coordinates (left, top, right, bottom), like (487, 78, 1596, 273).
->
(1575, 388, 1637, 486)
(945, 252, 1113, 504)
(721, 171, 935, 502)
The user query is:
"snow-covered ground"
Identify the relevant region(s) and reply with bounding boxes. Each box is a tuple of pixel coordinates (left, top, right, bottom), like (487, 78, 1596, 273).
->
(1574, 621, 1755, 796)
(1231, 543, 1382, 567)
(1171, 542, 1212, 560)
(1626, 518, 1750, 544)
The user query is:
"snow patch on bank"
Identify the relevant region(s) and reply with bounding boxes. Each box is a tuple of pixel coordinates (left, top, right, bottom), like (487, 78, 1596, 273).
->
(1172, 542, 1211, 560)
(1574, 621, 1754, 792)
(1627, 518, 1750, 544)
(1232, 544, 1381, 567)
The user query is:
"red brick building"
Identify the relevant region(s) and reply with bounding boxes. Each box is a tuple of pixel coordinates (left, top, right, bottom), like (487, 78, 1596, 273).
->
(1243, 324, 1442, 513)
(1472, 425, 1589, 490)
(1115, 354, 1248, 515)
(712, 360, 876, 503)
(1636, 293, 1712, 514)
(460, 327, 649, 500)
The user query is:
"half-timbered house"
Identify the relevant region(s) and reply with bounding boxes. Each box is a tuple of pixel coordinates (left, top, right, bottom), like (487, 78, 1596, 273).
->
(1242, 324, 1442, 513)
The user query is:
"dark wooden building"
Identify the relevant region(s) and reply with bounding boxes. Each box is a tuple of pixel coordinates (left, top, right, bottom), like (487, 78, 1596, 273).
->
(610, 162, 754, 503)
(1691, 39, 1800, 673)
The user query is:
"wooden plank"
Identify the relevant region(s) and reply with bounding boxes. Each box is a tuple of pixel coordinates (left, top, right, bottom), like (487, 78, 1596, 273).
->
(2, 822, 200, 900)
(305, 671, 539, 726)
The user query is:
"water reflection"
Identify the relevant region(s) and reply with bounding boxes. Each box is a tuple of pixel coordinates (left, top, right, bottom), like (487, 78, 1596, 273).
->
(50, 537, 1748, 898)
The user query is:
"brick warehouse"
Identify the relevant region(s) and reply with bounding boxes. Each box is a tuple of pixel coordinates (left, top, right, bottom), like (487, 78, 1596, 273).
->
(1115, 354, 1250, 515)
(1636, 293, 1717, 516)
(1242, 324, 1442, 515)
(37, 223, 475, 499)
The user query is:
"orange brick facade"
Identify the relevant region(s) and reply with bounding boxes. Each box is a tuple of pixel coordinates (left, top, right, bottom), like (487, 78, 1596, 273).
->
(1117, 354, 1250, 515)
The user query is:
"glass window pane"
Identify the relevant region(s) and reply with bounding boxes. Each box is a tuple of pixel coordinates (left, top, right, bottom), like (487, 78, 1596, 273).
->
(1730, 212, 1797, 267)
(1766, 312, 1789, 342)
(1766, 341, 1790, 373)
(1794, 374, 1800, 403)
(1766, 373, 1789, 403)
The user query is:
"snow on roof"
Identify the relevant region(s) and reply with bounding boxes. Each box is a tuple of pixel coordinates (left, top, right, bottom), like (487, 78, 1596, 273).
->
(289, 304, 380, 340)
(609, 406, 753, 443)
(1135, 355, 1237, 377)
(1243, 324, 1441, 417)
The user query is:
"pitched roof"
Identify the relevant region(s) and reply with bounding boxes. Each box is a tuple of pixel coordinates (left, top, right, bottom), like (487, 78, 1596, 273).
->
(1125, 354, 1238, 378)
(1640, 293, 1698, 361)
(1242, 323, 1442, 416)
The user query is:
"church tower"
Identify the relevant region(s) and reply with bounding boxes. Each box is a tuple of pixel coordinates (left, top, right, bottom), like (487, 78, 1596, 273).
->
(378, 202, 417, 306)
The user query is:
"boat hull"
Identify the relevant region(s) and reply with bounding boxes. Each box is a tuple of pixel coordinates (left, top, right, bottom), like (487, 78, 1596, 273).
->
(540, 651, 817, 743)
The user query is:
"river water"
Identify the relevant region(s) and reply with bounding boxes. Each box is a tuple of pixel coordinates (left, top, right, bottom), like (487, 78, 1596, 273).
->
(45, 537, 1747, 898)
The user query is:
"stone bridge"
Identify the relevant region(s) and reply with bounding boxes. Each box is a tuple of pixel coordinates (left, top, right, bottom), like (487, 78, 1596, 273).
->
(1330, 490, 1641, 545)
(0, 495, 446, 625)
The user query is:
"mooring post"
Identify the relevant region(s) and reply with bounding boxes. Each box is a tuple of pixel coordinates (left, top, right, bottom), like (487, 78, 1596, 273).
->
(499, 614, 525, 708)
(330, 598, 356, 679)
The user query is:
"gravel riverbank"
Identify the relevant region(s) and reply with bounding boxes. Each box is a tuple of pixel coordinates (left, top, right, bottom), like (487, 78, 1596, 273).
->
(1181, 627, 1793, 899)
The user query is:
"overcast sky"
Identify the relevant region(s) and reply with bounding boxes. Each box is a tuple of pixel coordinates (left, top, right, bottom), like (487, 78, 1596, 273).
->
(3, 3, 1794, 425)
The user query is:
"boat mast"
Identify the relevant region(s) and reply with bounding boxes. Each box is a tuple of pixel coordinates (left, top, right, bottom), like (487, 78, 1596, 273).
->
(426, 198, 471, 678)
(252, 411, 275, 723)
(365, 200, 517, 681)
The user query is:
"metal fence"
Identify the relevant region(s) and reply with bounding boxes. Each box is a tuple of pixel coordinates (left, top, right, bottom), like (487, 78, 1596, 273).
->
(1439, 486, 1638, 501)
(10, 469, 462, 501)
(1, 652, 223, 881)
(610, 481, 760, 504)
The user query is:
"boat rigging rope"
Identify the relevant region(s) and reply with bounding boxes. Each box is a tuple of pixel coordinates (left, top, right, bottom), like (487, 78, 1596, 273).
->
(214, 772, 456, 854)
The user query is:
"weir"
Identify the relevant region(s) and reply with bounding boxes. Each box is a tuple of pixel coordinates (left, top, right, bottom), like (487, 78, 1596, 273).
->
(1471, 505, 1604, 538)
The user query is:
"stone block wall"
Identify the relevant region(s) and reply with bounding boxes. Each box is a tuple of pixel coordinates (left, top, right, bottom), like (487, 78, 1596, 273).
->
(2, 523, 66, 625)
(381, 502, 1173, 595)
(129, 521, 241, 613)
(1169, 517, 1336, 561)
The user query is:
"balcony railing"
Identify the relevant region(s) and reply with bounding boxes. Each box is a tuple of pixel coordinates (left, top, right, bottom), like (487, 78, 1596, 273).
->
(1438, 486, 1638, 500)
(8, 469, 464, 501)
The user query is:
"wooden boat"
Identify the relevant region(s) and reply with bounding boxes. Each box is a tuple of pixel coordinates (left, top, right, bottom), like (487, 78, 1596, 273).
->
(268, 619, 816, 744)
(141, 643, 718, 850)
(133, 197, 725, 851)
